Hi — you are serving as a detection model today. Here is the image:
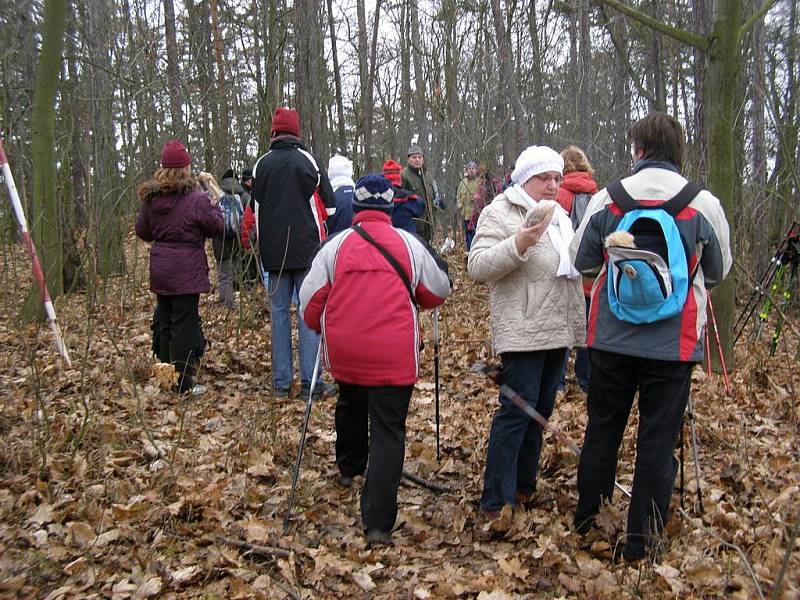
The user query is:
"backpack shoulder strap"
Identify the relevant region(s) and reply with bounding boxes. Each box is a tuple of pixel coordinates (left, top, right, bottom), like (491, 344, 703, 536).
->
(662, 181, 702, 216)
(606, 179, 638, 213)
(352, 224, 417, 309)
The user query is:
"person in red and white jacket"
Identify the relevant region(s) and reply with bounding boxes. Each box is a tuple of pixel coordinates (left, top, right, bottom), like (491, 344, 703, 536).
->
(299, 174, 451, 546)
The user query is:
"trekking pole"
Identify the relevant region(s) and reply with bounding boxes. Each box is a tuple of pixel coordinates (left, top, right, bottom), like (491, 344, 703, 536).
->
(0, 139, 71, 367)
(707, 295, 732, 396)
(733, 242, 786, 344)
(283, 342, 323, 534)
(433, 307, 441, 463)
(685, 394, 705, 515)
(496, 377, 631, 499)
(679, 423, 685, 509)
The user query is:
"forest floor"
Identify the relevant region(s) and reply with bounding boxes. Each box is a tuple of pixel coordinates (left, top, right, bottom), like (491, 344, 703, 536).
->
(0, 234, 798, 599)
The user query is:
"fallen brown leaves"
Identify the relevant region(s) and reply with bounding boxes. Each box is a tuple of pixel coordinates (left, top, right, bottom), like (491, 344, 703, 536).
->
(0, 237, 798, 599)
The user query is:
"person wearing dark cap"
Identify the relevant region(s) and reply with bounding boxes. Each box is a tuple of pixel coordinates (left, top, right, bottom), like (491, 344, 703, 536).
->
(383, 159, 425, 235)
(251, 107, 337, 399)
(401, 145, 443, 244)
(135, 140, 224, 395)
(457, 160, 480, 249)
(211, 168, 245, 309)
(300, 174, 451, 546)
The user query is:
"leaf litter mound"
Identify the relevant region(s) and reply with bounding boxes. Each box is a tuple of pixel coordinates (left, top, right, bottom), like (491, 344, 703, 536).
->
(0, 238, 797, 599)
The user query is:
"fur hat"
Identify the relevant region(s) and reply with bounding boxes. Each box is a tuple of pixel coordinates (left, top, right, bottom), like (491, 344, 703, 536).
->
(160, 139, 191, 168)
(382, 159, 402, 186)
(221, 168, 236, 180)
(353, 173, 394, 213)
(407, 144, 424, 157)
(270, 107, 301, 138)
(511, 145, 564, 185)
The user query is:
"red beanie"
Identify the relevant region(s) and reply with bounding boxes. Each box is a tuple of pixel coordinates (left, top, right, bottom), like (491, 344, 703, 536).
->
(160, 139, 191, 168)
(270, 107, 301, 138)
(382, 159, 402, 186)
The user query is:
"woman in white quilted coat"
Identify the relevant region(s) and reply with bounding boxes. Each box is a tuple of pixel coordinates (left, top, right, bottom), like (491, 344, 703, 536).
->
(468, 145, 586, 517)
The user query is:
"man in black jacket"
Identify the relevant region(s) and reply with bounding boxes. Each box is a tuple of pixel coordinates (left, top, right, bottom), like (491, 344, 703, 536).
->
(252, 107, 337, 398)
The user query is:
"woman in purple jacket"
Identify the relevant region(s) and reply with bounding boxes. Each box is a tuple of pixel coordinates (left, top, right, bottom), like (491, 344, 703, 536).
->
(135, 140, 224, 394)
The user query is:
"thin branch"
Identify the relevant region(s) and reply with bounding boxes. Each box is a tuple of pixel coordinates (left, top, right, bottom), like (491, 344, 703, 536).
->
(216, 535, 292, 559)
(598, 5, 659, 109)
(678, 507, 765, 600)
(401, 470, 453, 493)
(598, 0, 709, 51)
(740, 0, 780, 40)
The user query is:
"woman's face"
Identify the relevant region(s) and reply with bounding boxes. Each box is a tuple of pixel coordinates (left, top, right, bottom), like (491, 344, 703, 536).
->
(522, 171, 562, 201)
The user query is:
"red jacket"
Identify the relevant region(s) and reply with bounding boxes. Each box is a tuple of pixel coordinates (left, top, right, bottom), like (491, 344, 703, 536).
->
(555, 171, 598, 215)
(299, 211, 451, 386)
(241, 204, 256, 250)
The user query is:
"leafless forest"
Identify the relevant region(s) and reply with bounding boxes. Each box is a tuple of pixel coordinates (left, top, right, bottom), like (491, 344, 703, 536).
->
(0, 0, 798, 598)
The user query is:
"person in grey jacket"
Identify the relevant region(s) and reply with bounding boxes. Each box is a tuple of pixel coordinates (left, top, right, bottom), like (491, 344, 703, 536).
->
(468, 145, 585, 521)
(569, 112, 731, 562)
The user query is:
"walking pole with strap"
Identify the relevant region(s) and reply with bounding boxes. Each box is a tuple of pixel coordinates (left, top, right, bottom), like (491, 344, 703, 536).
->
(283, 341, 323, 534)
(433, 307, 441, 462)
(492, 366, 632, 499)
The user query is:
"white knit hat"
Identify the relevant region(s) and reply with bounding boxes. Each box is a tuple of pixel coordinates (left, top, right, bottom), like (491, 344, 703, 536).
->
(511, 145, 564, 185)
(328, 154, 353, 181)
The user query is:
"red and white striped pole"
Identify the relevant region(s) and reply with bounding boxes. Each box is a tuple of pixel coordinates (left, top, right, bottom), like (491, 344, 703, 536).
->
(0, 138, 72, 367)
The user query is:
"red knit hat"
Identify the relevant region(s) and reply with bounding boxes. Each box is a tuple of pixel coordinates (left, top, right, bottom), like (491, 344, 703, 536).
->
(270, 107, 301, 138)
(382, 159, 402, 186)
(160, 139, 191, 168)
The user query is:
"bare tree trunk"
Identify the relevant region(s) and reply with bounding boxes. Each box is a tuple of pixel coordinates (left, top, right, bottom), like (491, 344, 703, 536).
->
(210, 0, 230, 168)
(578, 0, 592, 151)
(489, 0, 527, 160)
(293, 0, 325, 155)
(409, 0, 428, 149)
(86, 0, 125, 277)
(693, 0, 710, 181)
(25, 0, 67, 319)
(326, 0, 347, 154)
(163, 0, 183, 136)
(361, 0, 382, 170)
(400, 0, 412, 153)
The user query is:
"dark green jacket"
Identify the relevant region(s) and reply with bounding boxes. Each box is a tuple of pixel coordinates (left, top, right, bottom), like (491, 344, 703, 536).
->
(401, 166, 437, 242)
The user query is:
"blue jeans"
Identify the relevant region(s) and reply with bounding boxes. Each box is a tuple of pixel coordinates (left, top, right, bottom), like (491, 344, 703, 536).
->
(268, 269, 320, 390)
(480, 349, 567, 511)
(462, 220, 474, 250)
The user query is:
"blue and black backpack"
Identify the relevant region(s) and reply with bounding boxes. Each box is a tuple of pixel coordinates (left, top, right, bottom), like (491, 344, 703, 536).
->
(219, 193, 243, 240)
(605, 179, 700, 324)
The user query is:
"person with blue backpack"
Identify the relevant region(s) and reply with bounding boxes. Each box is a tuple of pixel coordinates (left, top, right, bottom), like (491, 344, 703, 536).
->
(569, 112, 732, 562)
(212, 168, 245, 310)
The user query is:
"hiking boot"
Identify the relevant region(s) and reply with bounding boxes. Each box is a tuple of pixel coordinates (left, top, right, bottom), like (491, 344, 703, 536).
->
(340, 475, 354, 488)
(365, 529, 392, 546)
(274, 387, 290, 399)
(190, 384, 207, 396)
(301, 382, 337, 400)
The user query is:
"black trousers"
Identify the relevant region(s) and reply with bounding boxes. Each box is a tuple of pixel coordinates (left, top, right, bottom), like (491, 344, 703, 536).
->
(335, 382, 413, 532)
(153, 294, 204, 393)
(575, 349, 693, 558)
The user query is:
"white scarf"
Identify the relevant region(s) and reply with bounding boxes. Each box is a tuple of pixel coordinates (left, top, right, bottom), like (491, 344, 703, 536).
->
(330, 175, 355, 191)
(508, 184, 580, 279)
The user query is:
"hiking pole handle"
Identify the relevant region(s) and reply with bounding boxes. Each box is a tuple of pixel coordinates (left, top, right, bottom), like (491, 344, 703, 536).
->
(283, 342, 323, 534)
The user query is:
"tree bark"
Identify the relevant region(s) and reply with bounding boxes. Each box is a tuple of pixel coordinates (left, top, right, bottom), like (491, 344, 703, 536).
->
(326, 0, 347, 155)
(163, 0, 183, 136)
(25, 0, 67, 319)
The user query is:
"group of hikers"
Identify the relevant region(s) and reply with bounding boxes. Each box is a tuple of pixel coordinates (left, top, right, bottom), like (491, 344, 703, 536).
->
(135, 107, 731, 560)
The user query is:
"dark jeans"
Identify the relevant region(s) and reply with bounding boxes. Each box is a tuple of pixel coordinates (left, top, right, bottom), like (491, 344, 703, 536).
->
(575, 349, 693, 558)
(480, 349, 567, 511)
(335, 382, 413, 532)
(153, 294, 205, 392)
(558, 298, 591, 392)
(462, 219, 474, 250)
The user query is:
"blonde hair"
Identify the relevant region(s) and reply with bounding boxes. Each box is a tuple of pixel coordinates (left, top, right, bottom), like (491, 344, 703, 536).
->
(561, 146, 594, 176)
(197, 171, 221, 201)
